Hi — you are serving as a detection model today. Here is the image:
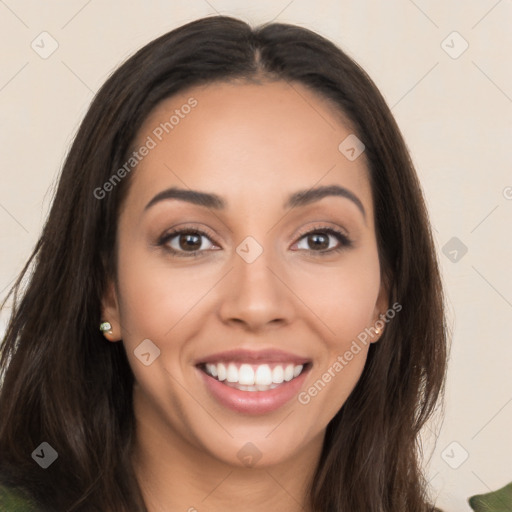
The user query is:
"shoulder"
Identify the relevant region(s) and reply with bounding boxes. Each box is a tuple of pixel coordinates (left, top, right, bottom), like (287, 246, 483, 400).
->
(0, 484, 41, 511)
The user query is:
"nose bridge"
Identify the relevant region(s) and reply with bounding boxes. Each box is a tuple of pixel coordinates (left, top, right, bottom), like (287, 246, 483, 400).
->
(218, 234, 294, 328)
(236, 241, 277, 295)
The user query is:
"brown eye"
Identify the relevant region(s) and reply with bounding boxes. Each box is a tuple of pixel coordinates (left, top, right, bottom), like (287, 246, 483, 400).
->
(177, 233, 202, 251)
(293, 227, 353, 254)
(305, 233, 330, 250)
(160, 229, 218, 256)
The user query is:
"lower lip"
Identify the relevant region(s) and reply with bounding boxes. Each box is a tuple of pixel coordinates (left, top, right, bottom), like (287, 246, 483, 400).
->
(197, 366, 310, 415)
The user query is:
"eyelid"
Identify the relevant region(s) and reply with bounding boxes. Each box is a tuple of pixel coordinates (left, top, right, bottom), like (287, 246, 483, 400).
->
(293, 222, 350, 242)
(157, 223, 218, 242)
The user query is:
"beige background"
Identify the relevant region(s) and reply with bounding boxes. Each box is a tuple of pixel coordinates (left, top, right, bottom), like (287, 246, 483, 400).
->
(1, 1, 511, 510)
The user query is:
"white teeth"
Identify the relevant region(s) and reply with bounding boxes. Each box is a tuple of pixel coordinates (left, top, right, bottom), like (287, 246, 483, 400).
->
(255, 364, 273, 386)
(202, 361, 306, 387)
(226, 363, 238, 383)
(206, 363, 217, 378)
(272, 365, 284, 384)
(217, 363, 227, 381)
(284, 364, 294, 382)
(238, 364, 255, 385)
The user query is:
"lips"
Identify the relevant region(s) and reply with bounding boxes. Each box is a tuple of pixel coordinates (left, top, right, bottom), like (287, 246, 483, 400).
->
(195, 349, 312, 414)
(195, 348, 310, 366)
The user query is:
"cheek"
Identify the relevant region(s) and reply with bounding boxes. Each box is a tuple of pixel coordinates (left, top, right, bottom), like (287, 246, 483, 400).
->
(114, 244, 218, 406)
(292, 252, 380, 425)
(115, 241, 220, 343)
(289, 249, 381, 345)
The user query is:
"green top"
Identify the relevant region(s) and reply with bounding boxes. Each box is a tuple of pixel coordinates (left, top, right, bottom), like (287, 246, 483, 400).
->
(0, 485, 40, 512)
(1, 481, 511, 511)
(468, 481, 512, 512)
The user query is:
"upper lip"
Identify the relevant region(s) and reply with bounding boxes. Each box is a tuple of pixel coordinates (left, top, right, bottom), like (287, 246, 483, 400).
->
(195, 349, 311, 366)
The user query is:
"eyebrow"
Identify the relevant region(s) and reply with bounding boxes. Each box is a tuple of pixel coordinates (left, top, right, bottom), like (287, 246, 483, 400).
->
(144, 185, 366, 218)
(285, 185, 365, 218)
(145, 187, 225, 210)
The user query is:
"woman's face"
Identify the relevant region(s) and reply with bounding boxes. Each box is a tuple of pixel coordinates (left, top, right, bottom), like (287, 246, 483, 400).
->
(103, 80, 387, 468)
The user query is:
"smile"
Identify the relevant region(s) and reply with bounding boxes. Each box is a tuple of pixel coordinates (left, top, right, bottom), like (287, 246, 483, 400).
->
(200, 362, 307, 391)
(194, 348, 312, 414)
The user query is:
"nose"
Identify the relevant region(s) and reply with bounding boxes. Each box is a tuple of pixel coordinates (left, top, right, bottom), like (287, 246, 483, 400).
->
(217, 248, 295, 332)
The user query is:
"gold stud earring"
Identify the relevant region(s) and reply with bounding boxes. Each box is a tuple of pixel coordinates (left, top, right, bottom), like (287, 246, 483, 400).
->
(99, 321, 113, 335)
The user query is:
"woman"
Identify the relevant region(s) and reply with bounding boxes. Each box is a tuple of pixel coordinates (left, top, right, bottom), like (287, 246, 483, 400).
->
(0, 15, 447, 512)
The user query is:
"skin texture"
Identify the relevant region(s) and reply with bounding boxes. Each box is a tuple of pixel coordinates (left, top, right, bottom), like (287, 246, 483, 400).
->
(101, 80, 388, 512)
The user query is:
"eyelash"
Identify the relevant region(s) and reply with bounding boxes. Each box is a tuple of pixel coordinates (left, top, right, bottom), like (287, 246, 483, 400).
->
(157, 225, 353, 258)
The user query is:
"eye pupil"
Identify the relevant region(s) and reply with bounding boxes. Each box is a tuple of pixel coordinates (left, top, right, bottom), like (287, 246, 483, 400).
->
(180, 233, 201, 251)
(308, 233, 329, 250)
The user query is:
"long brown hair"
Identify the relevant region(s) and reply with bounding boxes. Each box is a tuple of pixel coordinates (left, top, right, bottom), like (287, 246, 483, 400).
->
(0, 15, 447, 512)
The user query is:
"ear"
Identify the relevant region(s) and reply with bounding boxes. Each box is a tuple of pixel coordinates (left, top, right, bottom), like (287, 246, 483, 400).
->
(100, 280, 122, 342)
(370, 274, 391, 343)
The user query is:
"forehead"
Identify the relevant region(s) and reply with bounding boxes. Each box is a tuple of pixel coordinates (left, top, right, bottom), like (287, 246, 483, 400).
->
(128, 80, 373, 217)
